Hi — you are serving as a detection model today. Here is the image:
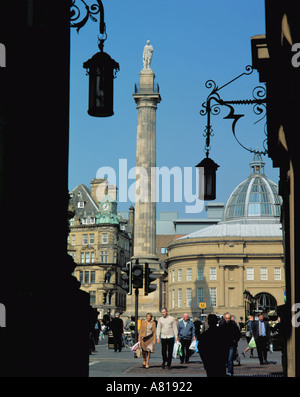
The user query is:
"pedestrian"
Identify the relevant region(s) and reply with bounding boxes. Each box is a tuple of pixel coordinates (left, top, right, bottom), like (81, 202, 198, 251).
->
(252, 313, 270, 365)
(198, 314, 228, 377)
(124, 316, 131, 331)
(109, 313, 124, 352)
(219, 312, 241, 376)
(177, 313, 196, 364)
(157, 307, 178, 369)
(193, 317, 202, 340)
(138, 313, 156, 369)
(242, 315, 254, 358)
(193, 316, 202, 360)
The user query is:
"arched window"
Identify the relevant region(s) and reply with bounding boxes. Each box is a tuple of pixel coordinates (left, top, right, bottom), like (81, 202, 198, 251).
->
(254, 292, 277, 312)
(105, 271, 111, 283)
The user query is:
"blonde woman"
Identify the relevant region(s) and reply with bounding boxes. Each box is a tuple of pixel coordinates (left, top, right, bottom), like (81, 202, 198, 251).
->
(242, 315, 255, 358)
(139, 313, 156, 369)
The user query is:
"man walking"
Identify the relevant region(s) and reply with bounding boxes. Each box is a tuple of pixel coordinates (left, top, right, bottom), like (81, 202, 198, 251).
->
(177, 313, 196, 364)
(109, 313, 124, 352)
(157, 308, 178, 369)
(219, 312, 240, 376)
(252, 313, 270, 365)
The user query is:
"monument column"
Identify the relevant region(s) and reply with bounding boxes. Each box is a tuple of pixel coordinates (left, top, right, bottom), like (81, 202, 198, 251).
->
(132, 41, 161, 263)
(129, 41, 162, 318)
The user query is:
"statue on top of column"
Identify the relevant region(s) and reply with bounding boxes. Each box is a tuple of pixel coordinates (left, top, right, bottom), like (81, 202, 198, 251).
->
(143, 40, 153, 70)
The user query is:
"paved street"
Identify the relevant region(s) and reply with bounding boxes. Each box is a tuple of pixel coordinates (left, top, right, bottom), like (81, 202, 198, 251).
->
(89, 335, 283, 378)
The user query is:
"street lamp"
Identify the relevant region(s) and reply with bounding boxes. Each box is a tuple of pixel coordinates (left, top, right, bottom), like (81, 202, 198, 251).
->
(198, 65, 267, 201)
(83, 43, 119, 117)
(70, 0, 120, 117)
(196, 156, 219, 201)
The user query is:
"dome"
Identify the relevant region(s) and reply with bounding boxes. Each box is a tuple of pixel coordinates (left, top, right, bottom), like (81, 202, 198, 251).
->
(223, 153, 282, 223)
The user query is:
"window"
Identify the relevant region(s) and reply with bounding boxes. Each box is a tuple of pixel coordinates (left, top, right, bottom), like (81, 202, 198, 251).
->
(178, 269, 182, 282)
(79, 271, 83, 284)
(260, 267, 268, 281)
(89, 217, 95, 224)
(197, 288, 204, 305)
(197, 267, 203, 281)
(274, 267, 281, 281)
(210, 287, 217, 307)
(89, 234, 95, 244)
(82, 234, 88, 245)
(186, 288, 192, 307)
(246, 267, 254, 281)
(101, 251, 109, 263)
(178, 289, 182, 308)
(172, 270, 175, 283)
(71, 235, 76, 245)
(80, 252, 94, 264)
(90, 271, 95, 284)
(84, 271, 89, 284)
(102, 233, 108, 244)
(90, 291, 96, 305)
(210, 267, 217, 281)
(161, 247, 166, 254)
(78, 201, 85, 208)
(186, 268, 192, 281)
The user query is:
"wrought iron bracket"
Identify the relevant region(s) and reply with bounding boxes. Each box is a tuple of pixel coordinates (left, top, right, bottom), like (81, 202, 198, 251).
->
(70, 0, 106, 36)
(200, 65, 267, 156)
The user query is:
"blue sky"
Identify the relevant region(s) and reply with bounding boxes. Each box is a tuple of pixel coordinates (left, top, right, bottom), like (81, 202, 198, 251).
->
(69, 0, 279, 218)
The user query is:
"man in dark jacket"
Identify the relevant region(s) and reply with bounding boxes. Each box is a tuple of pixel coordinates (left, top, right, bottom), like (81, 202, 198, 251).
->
(252, 313, 271, 365)
(109, 313, 124, 352)
(177, 313, 196, 364)
(219, 312, 240, 376)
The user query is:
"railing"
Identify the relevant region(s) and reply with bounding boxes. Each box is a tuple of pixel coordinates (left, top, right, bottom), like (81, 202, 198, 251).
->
(134, 83, 160, 94)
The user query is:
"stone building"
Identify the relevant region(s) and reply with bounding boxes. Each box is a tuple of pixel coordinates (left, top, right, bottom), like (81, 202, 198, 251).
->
(166, 154, 285, 321)
(68, 179, 133, 319)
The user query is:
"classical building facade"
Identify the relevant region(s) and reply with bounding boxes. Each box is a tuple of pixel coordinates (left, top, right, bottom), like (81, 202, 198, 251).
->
(166, 154, 285, 321)
(68, 179, 133, 319)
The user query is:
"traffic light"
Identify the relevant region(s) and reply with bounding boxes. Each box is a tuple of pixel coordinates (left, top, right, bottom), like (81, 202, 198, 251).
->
(132, 264, 143, 289)
(144, 262, 157, 295)
(121, 261, 132, 295)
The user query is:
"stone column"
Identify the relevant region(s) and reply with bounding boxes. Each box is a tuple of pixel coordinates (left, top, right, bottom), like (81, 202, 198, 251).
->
(219, 264, 225, 307)
(132, 68, 161, 262)
(238, 264, 245, 307)
(129, 61, 163, 318)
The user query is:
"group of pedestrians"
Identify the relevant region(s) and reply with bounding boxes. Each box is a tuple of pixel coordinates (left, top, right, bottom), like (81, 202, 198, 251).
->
(106, 309, 272, 377)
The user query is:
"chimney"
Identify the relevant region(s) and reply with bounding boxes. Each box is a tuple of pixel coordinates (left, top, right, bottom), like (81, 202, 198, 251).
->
(107, 185, 118, 201)
(90, 178, 107, 203)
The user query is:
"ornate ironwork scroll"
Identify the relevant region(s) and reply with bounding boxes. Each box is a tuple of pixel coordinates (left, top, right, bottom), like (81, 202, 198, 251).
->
(70, 0, 105, 34)
(200, 65, 267, 156)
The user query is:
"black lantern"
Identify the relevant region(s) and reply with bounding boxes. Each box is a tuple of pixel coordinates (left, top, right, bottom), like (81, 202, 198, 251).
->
(83, 43, 119, 117)
(196, 156, 219, 200)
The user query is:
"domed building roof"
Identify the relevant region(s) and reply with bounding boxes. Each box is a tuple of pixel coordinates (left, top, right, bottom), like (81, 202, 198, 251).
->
(178, 153, 282, 240)
(223, 153, 282, 223)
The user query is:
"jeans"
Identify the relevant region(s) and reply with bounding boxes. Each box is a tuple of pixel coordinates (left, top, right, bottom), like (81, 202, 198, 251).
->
(227, 345, 236, 375)
(161, 337, 175, 367)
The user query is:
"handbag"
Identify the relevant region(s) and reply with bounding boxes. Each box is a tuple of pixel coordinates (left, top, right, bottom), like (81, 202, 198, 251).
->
(248, 336, 256, 349)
